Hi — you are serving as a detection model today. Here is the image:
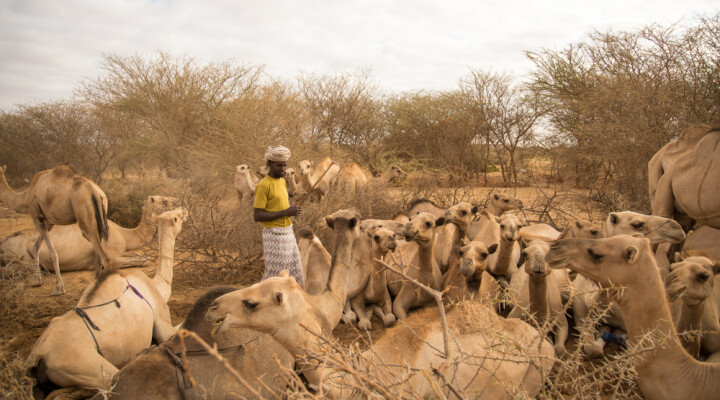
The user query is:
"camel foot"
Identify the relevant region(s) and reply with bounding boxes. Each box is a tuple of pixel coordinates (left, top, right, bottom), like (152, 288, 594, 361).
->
(383, 314, 396, 327)
(358, 320, 372, 331)
(343, 311, 357, 323)
(583, 340, 606, 358)
(554, 344, 568, 358)
(31, 275, 43, 287)
(51, 282, 66, 296)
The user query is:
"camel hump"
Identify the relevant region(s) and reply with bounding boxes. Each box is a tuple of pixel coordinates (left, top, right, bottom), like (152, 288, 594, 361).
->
(83, 268, 120, 304)
(298, 227, 315, 239)
(182, 286, 238, 331)
(407, 198, 438, 209)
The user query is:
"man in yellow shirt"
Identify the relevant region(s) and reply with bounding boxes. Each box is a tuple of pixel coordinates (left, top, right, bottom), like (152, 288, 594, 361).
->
(253, 145, 304, 287)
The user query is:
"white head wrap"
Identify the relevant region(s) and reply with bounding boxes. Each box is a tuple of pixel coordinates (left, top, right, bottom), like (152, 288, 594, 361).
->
(264, 145, 291, 162)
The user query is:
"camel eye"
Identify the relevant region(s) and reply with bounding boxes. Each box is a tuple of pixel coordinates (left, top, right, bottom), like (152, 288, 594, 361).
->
(697, 272, 710, 283)
(373, 235, 380, 241)
(458, 250, 464, 256)
(460, 210, 467, 216)
(631, 222, 645, 229)
(504, 199, 509, 203)
(425, 221, 432, 228)
(587, 248, 603, 261)
(500, 224, 505, 229)
(481, 252, 488, 259)
(243, 300, 259, 311)
(590, 230, 598, 235)
(173, 217, 177, 223)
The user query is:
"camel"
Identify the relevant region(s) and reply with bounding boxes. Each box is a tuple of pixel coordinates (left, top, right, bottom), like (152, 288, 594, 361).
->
(284, 167, 300, 202)
(334, 162, 372, 197)
(233, 164, 258, 204)
(0, 196, 178, 271)
(404, 198, 446, 218)
(476, 212, 523, 312)
(666, 255, 720, 359)
(518, 219, 601, 243)
(348, 226, 398, 330)
(507, 239, 570, 356)
(442, 241, 498, 303)
(207, 279, 555, 399)
(27, 207, 187, 399)
(433, 202, 478, 274)
(546, 235, 720, 400)
(651, 125, 720, 230)
(0, 165, 111, 295)
(466, 193, 524, 239)
(571, 211, 686, 357)
(297, 227, 332, 295)
(392, 212, 446, 320)
(99, 286, 294, 400)
(297, 157, 340, 202)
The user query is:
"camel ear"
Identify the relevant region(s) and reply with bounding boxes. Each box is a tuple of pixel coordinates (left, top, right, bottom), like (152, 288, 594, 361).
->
(435, 217, 446, 227)
(493, 194, 499, 200)
(665, 272, 686, 303)
(495, 216, 501, 224)
(274, 291, 284, 305)
(575, 220, 582, 229)
(674, 252, 683, 263)
(712, 262, 720, 275)
(279, 270, 290, 278)
(609, 213, 619, 225)
(325, 217, 334, 229)
(625, 246, 639, 263)
(487, 243, 498, 255)
(349, 218, 358, 229)
(150, 196, 156, 203)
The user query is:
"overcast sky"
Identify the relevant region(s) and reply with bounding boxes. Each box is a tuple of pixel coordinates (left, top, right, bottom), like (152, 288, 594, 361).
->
(0, 0, 717, 112)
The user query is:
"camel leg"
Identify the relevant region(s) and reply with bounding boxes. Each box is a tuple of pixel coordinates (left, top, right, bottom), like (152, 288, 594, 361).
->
(507, 306, 523, 320)
(553, 314, 569, 357)
(113, 255, 151, 269)
(33, 226, 65, 295)
(350, 295, 371, 330)
(46, 387, 98, 400)
(574, 299, 605, 358)
(43, 354, 117, 398)
(651, 174, 676, 219)
(392, 286, 418, 320)
(342, 299, 357, 324)
(30, 233, 44, 287)
(379, 290, 396, 326)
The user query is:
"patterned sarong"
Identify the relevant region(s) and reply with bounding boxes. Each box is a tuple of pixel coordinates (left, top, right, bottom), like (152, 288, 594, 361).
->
(261, 225, 304, 287)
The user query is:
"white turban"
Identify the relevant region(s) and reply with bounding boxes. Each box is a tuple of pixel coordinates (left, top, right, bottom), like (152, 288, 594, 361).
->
(264, 145, 291, 162)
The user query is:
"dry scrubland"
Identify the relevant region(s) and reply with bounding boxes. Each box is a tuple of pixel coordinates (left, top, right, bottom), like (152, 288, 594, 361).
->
(0, 168, 643, 399)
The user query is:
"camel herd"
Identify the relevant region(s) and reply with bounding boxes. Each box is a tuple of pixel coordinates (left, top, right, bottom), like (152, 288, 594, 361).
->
(1, 124, 720, 399)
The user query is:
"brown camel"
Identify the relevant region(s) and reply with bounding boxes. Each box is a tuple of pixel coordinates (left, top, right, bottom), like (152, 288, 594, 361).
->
(651, 125, 720, 230)
(233, 164, 258, 204)
(666, 255, 720, 359)
(0, 165, 111, 295)
(507, 239, 570, 356)
(433, 202, 478, 274)
(547, 235, 720, 400)
(477, 213, 523, 312)
(519, 219, 601, 243)
(297, 227, 332, 295)
(98, 286, 294, 400)
(297, 157, 340, 202)
(442, 241, 498, 303)
(207, 283, 555, 399)
(284, 167, 300, 203)
(0, 196, 178, 271)
(466, 193, 525, 239)
(27, 207, 187, 399)
(334, 164, 408, 197)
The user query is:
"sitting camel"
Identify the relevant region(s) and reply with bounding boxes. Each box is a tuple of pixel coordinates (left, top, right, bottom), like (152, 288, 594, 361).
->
(297, 227, 332, 295)
(0, 196, 178, 271)
(571, 211, 685, 357)
(0, 165, 111, 295)
(233, 164, 258, 204)
(442, 241, 498, 303)
(207, 276, 555, 399)
(348, 226, 398, 330)
(297, 157, 340, 202)
(27, 207, 187, 399)
(666, 255, 720, 358)
(651, 125, 720, 230)
(519, 219, 601, 243)
(466, 193, 524, 239)
(101, 286, 294, 399)
(507, 239, 570, 356)
(546, 235, 720, 400)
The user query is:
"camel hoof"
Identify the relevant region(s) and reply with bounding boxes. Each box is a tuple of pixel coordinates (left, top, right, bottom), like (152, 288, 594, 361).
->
(383, 314, 397, 327)
(51, 288, 66, 296)
(583, 343, 605, 358)
(358, 320, 372, 331)
(344, 311, 357, 323)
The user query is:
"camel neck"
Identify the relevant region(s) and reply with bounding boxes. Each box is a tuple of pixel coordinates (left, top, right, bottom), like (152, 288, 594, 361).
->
(152, 228, 177, 302)
(417, 232, 441, 289)
(121, 212, 156, 250)
(486, 204, 501, 216)
(0, 174, 28, 213)
(528, 277, 549, 325)
(492, 239, 516, 278)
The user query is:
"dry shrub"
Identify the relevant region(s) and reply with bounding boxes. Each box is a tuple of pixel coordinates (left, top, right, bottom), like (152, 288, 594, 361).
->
(0, 260, 35, 317)
(0, 347, 33, 400)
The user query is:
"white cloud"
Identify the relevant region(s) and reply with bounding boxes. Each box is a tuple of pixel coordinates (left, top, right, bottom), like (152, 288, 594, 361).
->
(0, 0, 717, 111)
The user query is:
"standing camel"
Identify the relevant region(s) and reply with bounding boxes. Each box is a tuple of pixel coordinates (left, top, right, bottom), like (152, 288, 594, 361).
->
(0, 165, 110, 295)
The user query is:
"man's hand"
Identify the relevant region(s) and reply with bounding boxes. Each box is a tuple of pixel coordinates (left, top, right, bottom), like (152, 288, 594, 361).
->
(286, 205, 302, 217)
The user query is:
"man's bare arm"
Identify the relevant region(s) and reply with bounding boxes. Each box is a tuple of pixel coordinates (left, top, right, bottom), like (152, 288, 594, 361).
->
(253, 206, 302, 222)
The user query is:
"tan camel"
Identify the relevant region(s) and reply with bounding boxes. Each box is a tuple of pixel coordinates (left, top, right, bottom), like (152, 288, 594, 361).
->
(442, 241, 498, 303)
(1, 196, 178, 271)
(27, 207, 187, 399)
(507, 239, 570, 356)
(666, 255, 720, 359)
(392, 212, 446, 320)
(466, 193, 524, 239)
(683, 225, 720, 261)
(284, 167, 300, 203)
(233, 164, 258, 204)
(335, 164, 408, 197)
(297, 157, 340, 202)
(207, 282, 555, 399)
(571, 211, 686, 357)
(0, 165, 111, 295)
(433, 202, 478, 274)
(519, 220, 601, 243)
(99, 286, 294, 400)
(405, 198, 446, 217)
(477, 212, 523, 312)
(547, 235, 720, 400)
(348, 226, 398, 330)
(651, 125, 720, 230)
(297, 227, 332, 295)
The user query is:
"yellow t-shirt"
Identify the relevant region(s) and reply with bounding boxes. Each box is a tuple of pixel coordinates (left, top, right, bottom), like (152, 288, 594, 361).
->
(253, 176, 291, 228)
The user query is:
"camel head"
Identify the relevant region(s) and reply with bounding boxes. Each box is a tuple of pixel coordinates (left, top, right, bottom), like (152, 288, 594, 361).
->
(443, 202, 478, 231)
(152, 207, 188, 237)
(546, 235, 653, 288)
(298, 160, 313, 176)
(522, 240, 552, 280)
(495, 213, 524, 243)
(284, 167, 297, 183)
(360, 218, 405, 236)
(206, 271, 303, 337)
(490, 193, 524, 214)
(606, 211, 685, 244)
(325, 209, 362, 256)
(386, 165, 408, 182)
(403, 212, 445, 245)
(235, 164, 251, 174)
(367, 226, 398, 255)
(666, 256, 720, 306)
(143, 196, 181, 220)
(458, 241, 497, 277)
(564, 220, 602, 239)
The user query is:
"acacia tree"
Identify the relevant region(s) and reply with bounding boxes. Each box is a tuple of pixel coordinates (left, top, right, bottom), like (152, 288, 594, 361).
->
(528, 15, 720, 208)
